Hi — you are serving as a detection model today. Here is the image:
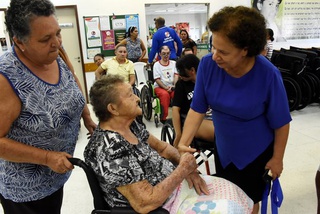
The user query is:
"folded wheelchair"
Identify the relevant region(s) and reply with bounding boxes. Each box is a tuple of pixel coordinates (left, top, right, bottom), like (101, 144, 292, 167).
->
(68, 158, 169, 214)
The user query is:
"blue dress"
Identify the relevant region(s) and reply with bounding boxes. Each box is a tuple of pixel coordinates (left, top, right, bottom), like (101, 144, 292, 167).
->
(191, 54, 291, 170)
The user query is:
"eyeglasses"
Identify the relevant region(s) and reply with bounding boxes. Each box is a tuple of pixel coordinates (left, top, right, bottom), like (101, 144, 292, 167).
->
(161, 52, 170, 56)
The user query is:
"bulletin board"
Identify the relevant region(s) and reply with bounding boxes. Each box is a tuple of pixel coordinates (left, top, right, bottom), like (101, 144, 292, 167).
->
(83, 14, 139, 59)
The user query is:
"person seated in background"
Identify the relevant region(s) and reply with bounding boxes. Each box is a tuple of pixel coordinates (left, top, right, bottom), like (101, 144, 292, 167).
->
(316, 165, 320, 214)
(93, 53, 106, 76)
(261, 28, 274, 60)
(84, 74, 253, 214)
(93, 53, 105, 67)
(180, 29, 197, 55)
(115, 26, 146, 63)
(181, 47, 194, 56)
(172, 54, 215, 148)
(94, 45, 135, 86)
(153, 45, 179, 124)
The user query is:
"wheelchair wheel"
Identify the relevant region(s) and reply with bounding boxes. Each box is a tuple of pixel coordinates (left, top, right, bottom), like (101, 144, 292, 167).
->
(160, 119, 175, 145)
(296, 76, 312, 110)
(282, 76, 302, 111)
(132, 86, 141, 106)
(140, 85, 152, 121)
(305, 72, 320, 103)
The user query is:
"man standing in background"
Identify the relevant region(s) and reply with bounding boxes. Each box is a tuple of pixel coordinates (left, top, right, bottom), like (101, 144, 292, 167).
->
(148, 17, 182, 64)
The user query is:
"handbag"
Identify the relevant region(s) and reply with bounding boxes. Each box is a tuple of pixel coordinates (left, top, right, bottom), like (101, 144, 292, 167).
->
(261, 177, 283, 214)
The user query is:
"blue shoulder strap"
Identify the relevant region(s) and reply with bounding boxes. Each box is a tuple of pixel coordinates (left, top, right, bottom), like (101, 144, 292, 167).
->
(261, 178, 284, 214)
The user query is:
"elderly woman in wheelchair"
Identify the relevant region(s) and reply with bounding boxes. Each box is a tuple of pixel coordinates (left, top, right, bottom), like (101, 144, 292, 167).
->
(84, 75, 253, 213)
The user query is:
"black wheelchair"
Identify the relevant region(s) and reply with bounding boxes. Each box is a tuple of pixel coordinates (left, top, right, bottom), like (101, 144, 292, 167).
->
(271, 48, 320, 111)
(68, 158, 169, 214)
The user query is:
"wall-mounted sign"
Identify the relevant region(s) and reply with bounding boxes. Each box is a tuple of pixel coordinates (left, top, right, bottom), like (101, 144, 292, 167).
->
(59, 23, 74, 28)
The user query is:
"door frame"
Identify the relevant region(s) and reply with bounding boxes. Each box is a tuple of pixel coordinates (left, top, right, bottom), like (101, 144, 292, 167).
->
(56, 5, 88, 102)
(0, 6, 88, 102)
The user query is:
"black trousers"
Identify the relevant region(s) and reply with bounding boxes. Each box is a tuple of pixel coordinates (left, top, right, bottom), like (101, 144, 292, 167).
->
(214, 142, 274, 204)
(0, 187, 63, 214)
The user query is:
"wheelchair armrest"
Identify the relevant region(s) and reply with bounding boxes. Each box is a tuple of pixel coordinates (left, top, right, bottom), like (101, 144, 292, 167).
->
(92, 207, 169, 214)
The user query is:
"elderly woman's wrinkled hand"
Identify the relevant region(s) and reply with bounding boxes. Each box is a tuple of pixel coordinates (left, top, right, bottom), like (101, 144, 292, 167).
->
(186, 171, 210, 195)
(178, 153, 198, 175)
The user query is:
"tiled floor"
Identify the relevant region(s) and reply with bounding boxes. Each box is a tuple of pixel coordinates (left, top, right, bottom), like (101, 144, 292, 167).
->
(1, 104, 319, 213)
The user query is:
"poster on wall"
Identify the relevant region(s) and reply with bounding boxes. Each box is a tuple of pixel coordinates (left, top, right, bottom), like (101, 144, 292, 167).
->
(84, 17, 102, 47)
(176, 22, 189, 33)
(125, 14, 139, 32)
(99, 16, 110, 31)
(252, 0, 320, 41)
(115, 31, 126, 45)
(101, 30, 115, 50)
(112, 18, 126, 30)
(87, 47, 101, 59)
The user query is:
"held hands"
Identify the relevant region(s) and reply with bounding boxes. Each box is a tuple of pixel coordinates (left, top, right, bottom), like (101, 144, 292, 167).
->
(178, 148, 209, 195)
(177, 145, 197, 156)
(45, 151, 74, 174)
(178, 153, 198, 175)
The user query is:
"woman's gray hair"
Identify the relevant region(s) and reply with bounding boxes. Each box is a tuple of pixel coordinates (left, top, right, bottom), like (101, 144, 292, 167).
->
(5, 0, 55, 42)
(89, 75, 125, 122)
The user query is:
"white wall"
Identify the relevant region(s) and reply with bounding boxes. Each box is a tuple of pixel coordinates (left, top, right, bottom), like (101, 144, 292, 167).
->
(0, 0, 250, 63)
(1, 0, 319, 63)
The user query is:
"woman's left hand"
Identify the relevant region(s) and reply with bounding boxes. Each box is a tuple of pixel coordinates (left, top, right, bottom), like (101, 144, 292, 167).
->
(265, 157, 283, 180)
(185, 171, 209, 195)
(83, 118, 97, 138)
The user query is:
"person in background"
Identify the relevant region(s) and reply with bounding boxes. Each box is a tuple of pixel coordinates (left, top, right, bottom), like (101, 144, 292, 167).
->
(172, 54, 214, 148)
(0, 0, 96, 213)
(93, 53, 105, 67)
(95, 45, 135, 86)
(115, 26, 146, 63)
(208, 35, 213, 52)
(181, 47, 194, 56)
(261, 28, 274, 60)
(147, 35, 152, 48)
(317, 165, 320, 214)
(153, 46, 179, 124)
(180, 29, 197, 55)
(177, 6, 291, 214)
(201, 26, 209, 44)
(148, 17, 183, 65)
(85, 74, 253, 214)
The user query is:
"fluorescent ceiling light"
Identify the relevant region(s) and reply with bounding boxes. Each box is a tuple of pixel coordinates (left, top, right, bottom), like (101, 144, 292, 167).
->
(155, 9, 175, 13)
(188, 9, 206, 12)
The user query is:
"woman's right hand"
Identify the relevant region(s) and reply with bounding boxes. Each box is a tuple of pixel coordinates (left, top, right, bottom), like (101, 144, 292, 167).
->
(45, 151, 74, 174)
(178, 145, 197, 156)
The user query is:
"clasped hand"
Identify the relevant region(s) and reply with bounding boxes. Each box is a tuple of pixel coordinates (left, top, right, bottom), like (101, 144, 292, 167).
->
(179, 148, 209, 195)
